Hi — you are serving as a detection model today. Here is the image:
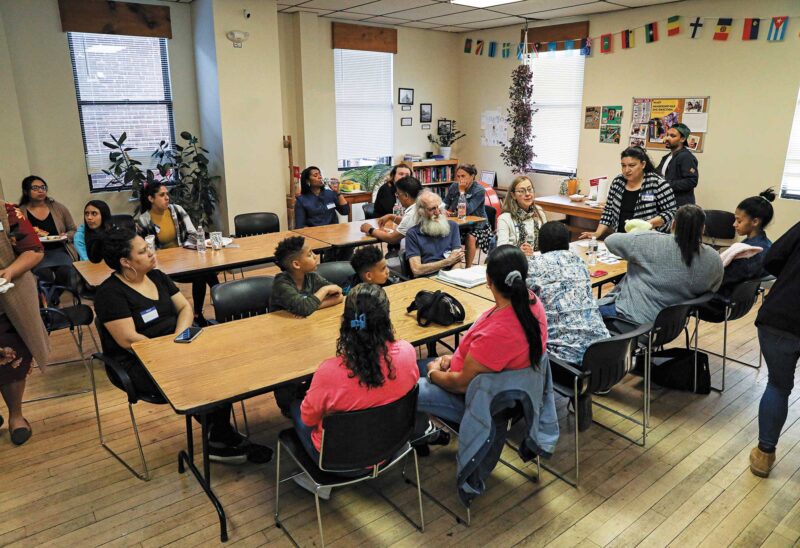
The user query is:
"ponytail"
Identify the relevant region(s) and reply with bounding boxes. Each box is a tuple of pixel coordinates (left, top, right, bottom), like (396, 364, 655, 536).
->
(486, 245, 544, 369)
(673, 204, 705, 266)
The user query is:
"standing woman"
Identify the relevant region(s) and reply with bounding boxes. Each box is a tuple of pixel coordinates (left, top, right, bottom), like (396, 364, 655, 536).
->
(444, 164, 494, 266)
(580, 147, 677, 240)
(134, 182, 219, 326)
(294, 166, 349, 228)
(373, 163, 412, 218)
(496, 175, 547, 256)
(75, 200, 111, 263)
(0, 200, 48, 445)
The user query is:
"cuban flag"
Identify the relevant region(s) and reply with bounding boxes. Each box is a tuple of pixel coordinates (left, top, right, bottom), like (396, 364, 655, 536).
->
(767, 16, 788, 41)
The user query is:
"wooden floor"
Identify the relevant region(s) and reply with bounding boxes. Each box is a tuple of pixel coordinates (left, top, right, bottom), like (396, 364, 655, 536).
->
(1, 276, 797, 547)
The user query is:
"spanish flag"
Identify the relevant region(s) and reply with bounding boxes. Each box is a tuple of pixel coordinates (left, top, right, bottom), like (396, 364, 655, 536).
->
(645, 22, 658, 43)
(714, 18, 732, 41)
(667, 15, 681, 36)
(742, 18, 760, 40)
(621, 29, 634, 49)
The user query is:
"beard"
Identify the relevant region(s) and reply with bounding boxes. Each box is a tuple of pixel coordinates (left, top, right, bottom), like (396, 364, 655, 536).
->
(419, 215, 451, 238)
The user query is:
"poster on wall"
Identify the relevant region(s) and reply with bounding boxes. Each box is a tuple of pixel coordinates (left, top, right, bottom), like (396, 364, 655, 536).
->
(629, 122, 647, 147)
(584, 106, 601, 129)
(480, 109, 508, 147)
(600, 125, 621, 144)
(602, 106, 623, 125)
(632, 96, 710, 152)
(632, 98, 651, 124)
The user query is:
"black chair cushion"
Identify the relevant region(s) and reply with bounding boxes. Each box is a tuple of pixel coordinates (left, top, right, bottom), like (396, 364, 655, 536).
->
(42, 304, 95, 332)
(234, 212, 280, 236)
(278, 428, 373, 485)
(316, 262, 356, 288)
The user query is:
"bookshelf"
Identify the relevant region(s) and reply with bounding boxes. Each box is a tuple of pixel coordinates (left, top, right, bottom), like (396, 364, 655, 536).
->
(409, 159, 458, 187)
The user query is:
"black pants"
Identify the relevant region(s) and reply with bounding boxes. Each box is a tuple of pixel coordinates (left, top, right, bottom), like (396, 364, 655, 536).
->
(173, 272, 219, 317)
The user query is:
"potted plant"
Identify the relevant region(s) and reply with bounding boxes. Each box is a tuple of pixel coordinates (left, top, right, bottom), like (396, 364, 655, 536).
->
(339, 164, 391, 193)
(501, 64, 537, 173)
(102, 132, 157, 208)
(428, 120, 466, 160)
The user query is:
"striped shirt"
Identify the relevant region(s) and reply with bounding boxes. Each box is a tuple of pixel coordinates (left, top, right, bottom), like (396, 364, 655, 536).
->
(599, 173, 677, 233)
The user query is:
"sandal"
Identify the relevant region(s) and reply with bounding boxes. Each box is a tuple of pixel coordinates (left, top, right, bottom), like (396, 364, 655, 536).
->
(10, 418, 32, 446)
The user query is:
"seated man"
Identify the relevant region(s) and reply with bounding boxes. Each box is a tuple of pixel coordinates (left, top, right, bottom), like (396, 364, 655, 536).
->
(342, 245, 399, 294)
(404, 191, 464, 277)
(526, 222, 610, 431)
(360, 176, 423, 248)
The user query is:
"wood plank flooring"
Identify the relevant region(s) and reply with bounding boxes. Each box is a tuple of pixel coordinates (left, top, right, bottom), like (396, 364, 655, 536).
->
(0, 274, 794, 547)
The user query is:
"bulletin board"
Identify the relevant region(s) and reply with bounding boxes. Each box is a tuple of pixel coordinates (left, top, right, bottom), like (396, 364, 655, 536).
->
(629, 96, 709, 153)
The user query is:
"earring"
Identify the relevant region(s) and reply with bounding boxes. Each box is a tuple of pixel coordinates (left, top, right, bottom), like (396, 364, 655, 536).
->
(122, 265, 138, 282)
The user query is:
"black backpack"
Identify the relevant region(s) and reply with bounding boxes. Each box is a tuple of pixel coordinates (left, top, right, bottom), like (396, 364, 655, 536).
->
(407, 290, 466, 327)
(635, 348, 711, 394)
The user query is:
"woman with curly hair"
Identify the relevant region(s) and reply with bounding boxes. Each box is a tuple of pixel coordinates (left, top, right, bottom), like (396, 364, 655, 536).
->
(291, 283, 419, 497)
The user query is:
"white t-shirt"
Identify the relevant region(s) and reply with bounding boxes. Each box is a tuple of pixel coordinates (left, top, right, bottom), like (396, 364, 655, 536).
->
(396, 203, 417, 236)
(661, 154, 673, 176)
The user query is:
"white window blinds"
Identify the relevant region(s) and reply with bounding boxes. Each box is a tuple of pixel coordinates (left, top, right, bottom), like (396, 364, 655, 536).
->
(780, 86, 800, 200)
(68, 32, 175, 191)
(334, 49, 393, 167)
(528, 50, 585, 174)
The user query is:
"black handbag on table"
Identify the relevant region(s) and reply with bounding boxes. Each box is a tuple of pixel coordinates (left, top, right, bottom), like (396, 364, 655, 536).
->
(407, 290, 466, 327)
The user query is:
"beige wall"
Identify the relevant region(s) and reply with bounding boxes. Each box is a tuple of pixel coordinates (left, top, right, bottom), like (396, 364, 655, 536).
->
(0, 0, 200, 219)
(457, 0, 800, 236)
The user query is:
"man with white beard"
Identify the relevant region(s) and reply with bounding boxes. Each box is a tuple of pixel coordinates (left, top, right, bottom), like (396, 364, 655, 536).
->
(404, 191, 464, 277)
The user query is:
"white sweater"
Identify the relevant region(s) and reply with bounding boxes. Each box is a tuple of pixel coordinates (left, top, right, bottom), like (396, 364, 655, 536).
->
(496, 207, 547, 247)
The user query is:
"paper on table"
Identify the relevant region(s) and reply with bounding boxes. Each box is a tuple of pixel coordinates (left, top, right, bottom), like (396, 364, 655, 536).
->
(681, 112, 707, 133)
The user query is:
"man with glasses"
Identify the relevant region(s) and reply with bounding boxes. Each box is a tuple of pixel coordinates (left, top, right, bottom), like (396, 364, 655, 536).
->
(360, 176, 423, 247)
(404, 192, 464, 278)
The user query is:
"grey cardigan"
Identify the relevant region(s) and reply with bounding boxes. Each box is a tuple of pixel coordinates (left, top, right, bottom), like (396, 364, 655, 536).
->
(599, 231, 723, 325)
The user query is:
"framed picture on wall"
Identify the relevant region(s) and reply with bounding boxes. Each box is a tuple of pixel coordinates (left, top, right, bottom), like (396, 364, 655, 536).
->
(420, 103, 432, 123)
(421, 124, 431, 130)
(401, 117, 412, 126)
(398, 88, 414, 105)
(437, 119, 452, 135)
(401, 105, 411, 111)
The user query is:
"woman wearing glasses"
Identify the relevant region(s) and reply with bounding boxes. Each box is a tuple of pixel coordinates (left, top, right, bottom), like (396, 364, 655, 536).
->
(496, 176, 547, 256)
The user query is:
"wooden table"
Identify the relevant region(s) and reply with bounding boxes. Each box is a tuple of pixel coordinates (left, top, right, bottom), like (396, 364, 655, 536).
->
(73, 232, 329, 288)
(534, 195, 603, 221)
(339, 190, 373, 222)
(292, 219, 379, 248)
(131, 277, 493, 541)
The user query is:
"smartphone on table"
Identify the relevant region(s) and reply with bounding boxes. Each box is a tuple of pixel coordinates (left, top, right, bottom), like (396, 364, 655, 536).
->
(174, 326, 203, 343)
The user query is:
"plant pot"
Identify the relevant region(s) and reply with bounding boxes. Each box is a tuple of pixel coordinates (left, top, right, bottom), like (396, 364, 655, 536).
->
(439, 146, 452, 160)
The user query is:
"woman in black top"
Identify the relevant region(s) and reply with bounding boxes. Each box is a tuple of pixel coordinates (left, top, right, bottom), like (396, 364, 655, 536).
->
(94, 228, 272, 464)
(374, 164, 412, 217)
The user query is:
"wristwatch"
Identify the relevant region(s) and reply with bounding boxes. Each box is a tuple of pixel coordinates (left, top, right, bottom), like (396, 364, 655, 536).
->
(368, 227, 375, 236)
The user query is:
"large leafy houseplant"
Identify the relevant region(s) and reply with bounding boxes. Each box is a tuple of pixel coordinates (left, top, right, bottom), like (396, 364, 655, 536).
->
(339, 164, 391, 192)
(427, 120, 467, 147)
(102, 132, 157, 206)
(501, 64, 537, 173)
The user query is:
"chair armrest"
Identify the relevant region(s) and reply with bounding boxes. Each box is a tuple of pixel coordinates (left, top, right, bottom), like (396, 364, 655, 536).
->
(682, 292, 715, 307)
(40, 307, 75, 330)
(92, 352, 139, 404)
(549, 355, 590, 379)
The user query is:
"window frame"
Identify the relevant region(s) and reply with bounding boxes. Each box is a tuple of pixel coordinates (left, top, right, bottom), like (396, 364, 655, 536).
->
(780, 86, 800, 201)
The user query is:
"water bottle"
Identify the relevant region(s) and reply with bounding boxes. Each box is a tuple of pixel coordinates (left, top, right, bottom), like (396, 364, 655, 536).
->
(457, 192, 467, 220)
(196, 226, 206, 254)
(588, 236, 598, 266)
(392, 200, 403, 219)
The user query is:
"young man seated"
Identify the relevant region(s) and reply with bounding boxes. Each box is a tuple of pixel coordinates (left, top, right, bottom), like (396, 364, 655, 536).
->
(404, 192, 464, 277)
(342, 245, 399, 294)
(269, 236, 343, 317)
(360, 176, 423, 247)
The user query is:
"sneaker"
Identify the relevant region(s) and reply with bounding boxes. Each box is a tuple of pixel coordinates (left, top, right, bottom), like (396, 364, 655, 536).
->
(208, 441, 248, 464)
(750, 446, 776, 478)
(246, 442, 274, 464)
(293, 473, 331, 500)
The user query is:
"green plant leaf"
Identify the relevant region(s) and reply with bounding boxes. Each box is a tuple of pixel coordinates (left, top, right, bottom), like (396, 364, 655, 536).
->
(118, 132, 127, 145)
(180, 131, 192, 140)
(103, 141, 116, 149)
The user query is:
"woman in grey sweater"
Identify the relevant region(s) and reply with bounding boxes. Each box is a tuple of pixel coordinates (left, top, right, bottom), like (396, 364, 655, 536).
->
(597, 204, 723, 325)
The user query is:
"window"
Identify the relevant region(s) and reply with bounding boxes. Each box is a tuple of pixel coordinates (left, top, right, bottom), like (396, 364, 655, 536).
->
(780, 86, 800, 200)
(334, 49, 393, 169)
(527, 49, 585, 175)
(67, 32, 175, 191)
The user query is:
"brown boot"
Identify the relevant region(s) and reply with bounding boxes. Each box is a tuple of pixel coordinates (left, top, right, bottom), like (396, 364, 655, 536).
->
(749, 447, 776, 478)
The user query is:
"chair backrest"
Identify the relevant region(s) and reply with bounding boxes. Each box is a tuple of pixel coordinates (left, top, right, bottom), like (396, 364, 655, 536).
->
(319, 385, 418, 472)
(234, 212, 280, 237)
(398, 250, 413, 279)
(362, 203, 377, 220)
(703, 210, 736, 240)
(583, 324, 652, 393)
(651, 293, 713, 347)
(479, 181, 502, 229)
(726, 278, 762, 321)
(109, 214, 135, 232)
(210, 276, 274, 323)
(316, 261, 356, 287)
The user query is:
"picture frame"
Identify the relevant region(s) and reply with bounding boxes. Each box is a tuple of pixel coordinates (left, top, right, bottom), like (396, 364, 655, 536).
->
(398, 88, 414, 105)
(437, 119, 452, 135)
(401, 105, 411, 111)
(480, 170, 496, 187)
(421, 123, 431, 130)
(401, 117, 412, 126)
(420, 103, 432, 123)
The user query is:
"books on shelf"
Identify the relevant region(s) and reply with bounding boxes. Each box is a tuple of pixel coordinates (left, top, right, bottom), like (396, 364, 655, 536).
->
(412, 164, 456, 184)
(403, 154, 423, 162)
(437, 265, 487, 288)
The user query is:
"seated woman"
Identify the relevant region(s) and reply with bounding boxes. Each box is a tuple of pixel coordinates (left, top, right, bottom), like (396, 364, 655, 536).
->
(373, 163, 412, 218)
(597, 204, 724, 325)
(496, 175, 547, 255)
(294, 166, 349, 228)
(94, 228, 271, 464)
(292, 283, 419, 497)
(444, 164, 493, 266)
(75, 200, 111, 263)
(580, 147, 677, 240)
(18, 175, 78, 289)
(134, 182, 219, 326)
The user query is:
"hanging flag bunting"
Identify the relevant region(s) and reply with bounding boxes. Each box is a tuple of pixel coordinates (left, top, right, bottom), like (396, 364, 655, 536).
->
(475, 40, 484, 55)
(714, 18, 732, 40)
(565, 39, 576, 50)
(667, 15, 681, 36)
(488, 41, 497, 57)
(645, 22, 659, 42)
(580, 37, 592, 56)
(768, 16, 788, 41)
(742, 18, 760, 40)
(600, 33, 612, 53)
(547, 41, 557, 52)
(502, 42, 511, 58)
(464, 38, 472, 53)
(689, 17, 704, 39)
(517, 42, 524, 60)
(621, 29, 634, 49)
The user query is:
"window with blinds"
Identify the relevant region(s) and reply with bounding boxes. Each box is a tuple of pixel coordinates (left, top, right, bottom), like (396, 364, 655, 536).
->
(67, 32, 175, 192)
(780, 86, 800, 200)
(334, 49, 393, 169)
(528, 49, 585, 175)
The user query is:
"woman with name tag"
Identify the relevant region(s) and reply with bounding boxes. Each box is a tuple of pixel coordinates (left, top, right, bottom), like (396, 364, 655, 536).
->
(496, 175, 547, 255)
(580, 147, 677, 240)
(294, 166, 349, 229)
(94, 228, 272, 464)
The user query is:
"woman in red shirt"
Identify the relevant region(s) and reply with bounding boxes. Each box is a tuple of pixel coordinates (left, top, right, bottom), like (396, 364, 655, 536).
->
(418, 245, 548, 423)
(293, 282, 420, 497)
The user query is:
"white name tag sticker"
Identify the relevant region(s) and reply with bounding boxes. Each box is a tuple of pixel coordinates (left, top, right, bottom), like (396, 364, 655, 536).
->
(0, 221, 4, 232)
(326, 203, 336, 210)
(140, 306, 159, 324)
(642, 193, 656, 202)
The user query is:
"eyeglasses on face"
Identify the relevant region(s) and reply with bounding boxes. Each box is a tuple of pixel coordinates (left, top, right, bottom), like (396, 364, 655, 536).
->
(514, 187, 534, 195)
(30, 185, 48, 192)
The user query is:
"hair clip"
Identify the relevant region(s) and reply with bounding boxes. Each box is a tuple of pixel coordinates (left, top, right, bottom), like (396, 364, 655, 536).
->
(505, 270, 522, 287)
(350, 312, 367, 330)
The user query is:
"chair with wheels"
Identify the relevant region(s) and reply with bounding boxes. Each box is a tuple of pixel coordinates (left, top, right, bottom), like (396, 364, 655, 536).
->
(274, 386, 424, 547)
(316, 261, 356, 288)
(234, 212, 280, 236)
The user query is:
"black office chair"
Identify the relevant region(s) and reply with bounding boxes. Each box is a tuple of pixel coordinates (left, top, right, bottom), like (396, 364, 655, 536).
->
(316, 261, 356, 288)
(363, 203, 377, 220)
(234, 212, 280, 236)
(694, 279, 762, 392)
(109, 214, 135, 232)
(274, 386, 424, 547)
(703, 210, 736, 248)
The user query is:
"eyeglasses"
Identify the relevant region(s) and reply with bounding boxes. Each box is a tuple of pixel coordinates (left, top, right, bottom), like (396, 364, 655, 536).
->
(423, 205, 442, 213)
(30, 185, 48, 192)
(514, 187, 534, 195)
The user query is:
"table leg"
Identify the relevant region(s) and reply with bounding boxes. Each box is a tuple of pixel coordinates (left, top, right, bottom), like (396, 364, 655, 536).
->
(177, 413, 229, 542)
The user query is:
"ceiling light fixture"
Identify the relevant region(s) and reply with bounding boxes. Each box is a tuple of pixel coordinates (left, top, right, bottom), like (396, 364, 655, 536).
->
(451, 0, 522, 7)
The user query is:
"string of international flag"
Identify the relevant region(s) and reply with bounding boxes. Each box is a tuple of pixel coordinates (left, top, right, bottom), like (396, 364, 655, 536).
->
(462, 15, 797, 59)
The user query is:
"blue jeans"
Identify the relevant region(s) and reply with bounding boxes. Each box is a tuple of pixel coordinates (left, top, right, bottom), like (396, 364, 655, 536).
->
(416, 359, 466, 425)
(598, 302, 618, 318)
(758, 327, 800, 451)
(290, 399, 320, 462)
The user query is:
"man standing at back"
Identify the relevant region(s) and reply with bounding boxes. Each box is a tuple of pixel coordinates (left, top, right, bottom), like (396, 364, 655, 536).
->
(657, 122, 699, 206)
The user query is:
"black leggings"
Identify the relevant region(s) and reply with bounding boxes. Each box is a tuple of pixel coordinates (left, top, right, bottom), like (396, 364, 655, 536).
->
(189, 273, 220, 317)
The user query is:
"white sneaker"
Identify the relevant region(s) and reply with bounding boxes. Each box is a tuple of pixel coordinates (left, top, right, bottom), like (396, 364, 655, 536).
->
(293, 473, 332, 500)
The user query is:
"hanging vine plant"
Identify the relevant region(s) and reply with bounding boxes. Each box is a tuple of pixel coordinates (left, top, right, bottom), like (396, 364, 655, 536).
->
(501, 63, 537, 174)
